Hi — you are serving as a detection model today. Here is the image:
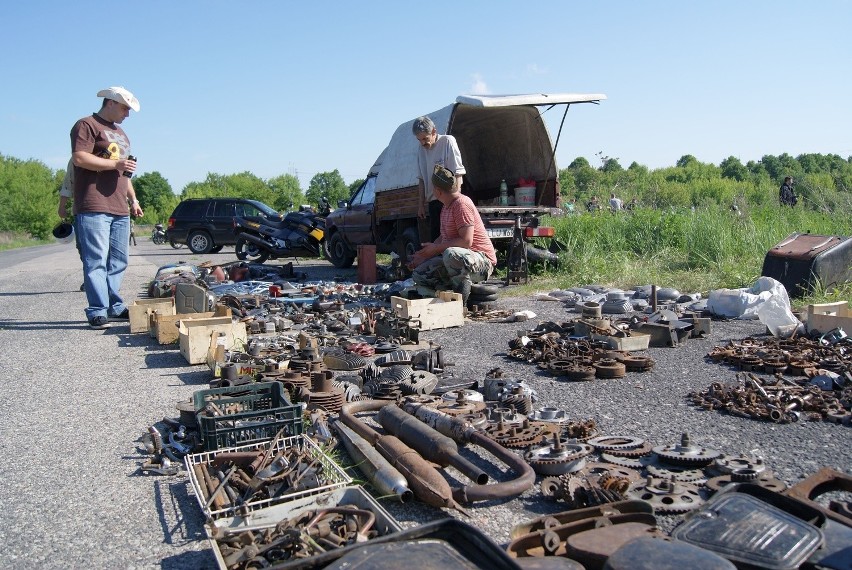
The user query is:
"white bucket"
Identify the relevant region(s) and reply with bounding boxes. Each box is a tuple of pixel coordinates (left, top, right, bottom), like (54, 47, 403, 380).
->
(515, 186, 536, 206)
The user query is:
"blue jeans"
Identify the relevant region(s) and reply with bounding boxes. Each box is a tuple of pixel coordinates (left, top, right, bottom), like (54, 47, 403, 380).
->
(76, 213, 130, 320)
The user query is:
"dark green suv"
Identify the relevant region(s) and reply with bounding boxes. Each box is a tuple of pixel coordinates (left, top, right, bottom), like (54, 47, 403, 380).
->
(166, 198, 280, 254)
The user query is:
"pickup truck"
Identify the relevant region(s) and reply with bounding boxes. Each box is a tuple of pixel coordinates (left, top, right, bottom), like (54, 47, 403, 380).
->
(324, 93, 606, 268)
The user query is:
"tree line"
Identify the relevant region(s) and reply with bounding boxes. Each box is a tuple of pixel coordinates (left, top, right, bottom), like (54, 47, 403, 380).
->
(0, 151, 849, 240)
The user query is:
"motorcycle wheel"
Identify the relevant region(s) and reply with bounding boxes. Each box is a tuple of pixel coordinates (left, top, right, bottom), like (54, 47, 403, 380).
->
(152, 234, 165, 245)
(235, 236, 269, 264)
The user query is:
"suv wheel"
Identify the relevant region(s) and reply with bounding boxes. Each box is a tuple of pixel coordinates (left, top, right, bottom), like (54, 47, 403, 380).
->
(326, 233, 355, 268)
(401, 228, 420, 262)
(188, 230, 213, 254)
(235, 236, 269, 264)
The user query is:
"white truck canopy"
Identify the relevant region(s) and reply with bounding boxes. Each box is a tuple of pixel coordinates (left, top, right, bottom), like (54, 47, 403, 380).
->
(371, 93, 606, 194)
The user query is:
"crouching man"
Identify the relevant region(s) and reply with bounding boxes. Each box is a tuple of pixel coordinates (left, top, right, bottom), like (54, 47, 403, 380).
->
(407, 165, 496, 303)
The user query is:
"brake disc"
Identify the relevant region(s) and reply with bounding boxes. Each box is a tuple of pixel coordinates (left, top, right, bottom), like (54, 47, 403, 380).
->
(627, 477, 704, 513)
(711, 454, 767, 476)
(562, 365, 596, 382)
(594, 358, 627, 379)
(653, 433, 722, 466)
(618, 355, 656, 372)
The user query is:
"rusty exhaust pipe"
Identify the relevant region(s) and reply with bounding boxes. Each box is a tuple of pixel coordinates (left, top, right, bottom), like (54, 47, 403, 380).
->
(402, 399, 536, 503)
(377, 403, 488, 485)
(339, 400, 463, 511)
(331, 419, 413, 503)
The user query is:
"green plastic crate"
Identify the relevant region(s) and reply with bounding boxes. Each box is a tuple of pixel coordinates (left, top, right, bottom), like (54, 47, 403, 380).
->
(193, 382, 303, 451)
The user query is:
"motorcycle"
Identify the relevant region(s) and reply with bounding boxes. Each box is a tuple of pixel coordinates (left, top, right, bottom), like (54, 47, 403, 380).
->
(152, 223, 183, 248)
(232, 198, 330, 264)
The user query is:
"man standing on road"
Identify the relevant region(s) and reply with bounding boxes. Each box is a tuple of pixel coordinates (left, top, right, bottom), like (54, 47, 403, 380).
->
(71, 86, 143, 329)
(408, 165, 496, 304)
(413, 116, 466, 241)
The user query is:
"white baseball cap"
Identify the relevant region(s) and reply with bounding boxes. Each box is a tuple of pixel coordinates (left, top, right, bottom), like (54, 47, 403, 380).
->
(96, 86, 140, 112)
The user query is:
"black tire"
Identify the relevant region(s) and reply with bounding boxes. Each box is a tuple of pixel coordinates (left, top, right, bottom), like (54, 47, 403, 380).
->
(326, 233, 355, 268)
(471, 283, 499, 296)
(235, 236, 269, 264)
(401, 227, 421, 262)
(187, 230, 213, 254)
(152, 234, 165, 245)
(169, 239, 183, 249)
(209, 245, 224, 254)
(468, 293, 499, 304)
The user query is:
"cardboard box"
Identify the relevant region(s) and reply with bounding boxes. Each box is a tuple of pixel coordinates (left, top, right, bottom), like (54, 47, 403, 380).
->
(805, 301, 852, 334)
(129, 298, 175, 333)
(391, 291, 464, 330)
(179, 317, 247, 365)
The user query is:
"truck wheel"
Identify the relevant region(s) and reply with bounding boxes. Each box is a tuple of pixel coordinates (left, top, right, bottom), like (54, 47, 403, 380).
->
(401, 228, 421, 262)
(209, 245, 224, 254)
(235, 236, 269, 264)
(188, 230, 213, 254)
(327, 233, 355, 268)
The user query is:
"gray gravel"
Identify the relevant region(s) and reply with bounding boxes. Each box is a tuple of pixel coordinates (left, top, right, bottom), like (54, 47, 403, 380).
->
(0, 240, 848, 568)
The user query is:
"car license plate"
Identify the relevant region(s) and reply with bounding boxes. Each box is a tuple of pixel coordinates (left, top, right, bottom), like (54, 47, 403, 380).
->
(487, 227, 514, 238)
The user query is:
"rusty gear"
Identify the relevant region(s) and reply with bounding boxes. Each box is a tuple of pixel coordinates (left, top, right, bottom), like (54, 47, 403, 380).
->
(587, 435, 645, 451)
(627, 477, 703, 513)
(605, 441, 653, 458)
(705, 470, 787, 493)
(653, 433, 722, 466)
(523, 436, 594, 475)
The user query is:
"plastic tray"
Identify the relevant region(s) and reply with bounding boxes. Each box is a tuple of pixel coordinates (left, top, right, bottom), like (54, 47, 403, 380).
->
(207, 485, 403, 570)
(185, 434, 351, 520)
(193, 381, 289, 412)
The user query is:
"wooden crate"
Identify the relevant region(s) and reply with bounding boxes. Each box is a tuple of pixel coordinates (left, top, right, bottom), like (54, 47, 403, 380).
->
(805, 302, 852, 334)
(149, 308, 225, 344)
(129, 298, 175, 333)
(179, 317, 247, 365)
(391, 291, 464, 330)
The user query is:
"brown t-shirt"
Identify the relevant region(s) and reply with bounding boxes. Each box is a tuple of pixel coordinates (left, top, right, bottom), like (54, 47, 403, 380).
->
(439, 193, 497, 265)
(70, 114, 132, 216)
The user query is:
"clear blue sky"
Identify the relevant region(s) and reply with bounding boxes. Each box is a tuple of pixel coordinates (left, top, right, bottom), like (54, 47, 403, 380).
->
(2, 1, 850, 193)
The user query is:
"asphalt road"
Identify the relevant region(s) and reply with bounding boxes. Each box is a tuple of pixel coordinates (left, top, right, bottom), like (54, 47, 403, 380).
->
(0, 237, 849, 568)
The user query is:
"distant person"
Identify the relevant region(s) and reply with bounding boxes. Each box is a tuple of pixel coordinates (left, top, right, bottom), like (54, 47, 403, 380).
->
(408, 165, 496, 304)
(564, 198, 576, 213)
(779, 176, 797, 207)
(625, 196, 639, 211)
(609, 193, 623, 212)
(413, 116, 466, 241)
(71, 86, 143, 329)
(57, 158, 86, 292)
(586, 196, 601, 212)
(129, 218, 137, 246)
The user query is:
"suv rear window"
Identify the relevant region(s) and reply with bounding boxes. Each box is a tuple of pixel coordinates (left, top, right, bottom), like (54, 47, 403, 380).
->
(178, 201, 210, 218)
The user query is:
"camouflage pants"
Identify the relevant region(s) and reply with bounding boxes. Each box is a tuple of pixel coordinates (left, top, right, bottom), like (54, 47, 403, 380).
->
(411, 247, 493, 291)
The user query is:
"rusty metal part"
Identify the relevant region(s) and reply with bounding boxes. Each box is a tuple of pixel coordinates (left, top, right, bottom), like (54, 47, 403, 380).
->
(377, 404, 488, 485)
(627, 476, 704, 513)
(645, 461, 707, 482)
(605, 441, 653, 458)
(600, 453, 655, 470)
(400, 400, 537, 504)
(523, 433, 593, 475)
(711, 454, 767, 475)
(705, 470, 787, 493)
(587, 435, 646, 451)
(529, 407, 570, 425)
(653, 433, 722, 466)
(562, 364, 597, 381)
(485, 419, 550, 448)
(580, 462, 643, 484)
(618, 354, 656, 372)
(331, 420, 412, 503)
(510, 500, 654, 540)
(339, 400, 461, 511)
(784, 467, 852, 526)
(594, 358, 627, 379)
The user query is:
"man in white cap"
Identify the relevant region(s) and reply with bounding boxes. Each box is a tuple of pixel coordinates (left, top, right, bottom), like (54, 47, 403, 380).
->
(70, 86, 143, 329)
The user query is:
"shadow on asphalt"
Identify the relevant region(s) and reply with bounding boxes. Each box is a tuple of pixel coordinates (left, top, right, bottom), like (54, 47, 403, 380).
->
(0, 290, 74, 296)
(156, 480, 217, 569)
(0, 318, 94, 330)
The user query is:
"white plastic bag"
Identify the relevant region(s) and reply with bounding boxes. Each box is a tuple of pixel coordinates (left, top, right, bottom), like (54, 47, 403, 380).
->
(707, 277, 803, 338)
